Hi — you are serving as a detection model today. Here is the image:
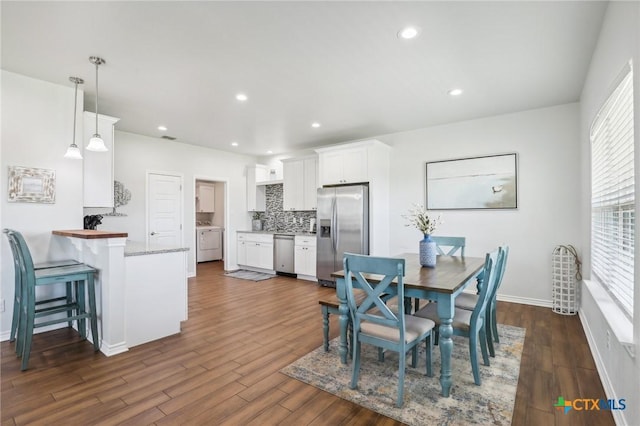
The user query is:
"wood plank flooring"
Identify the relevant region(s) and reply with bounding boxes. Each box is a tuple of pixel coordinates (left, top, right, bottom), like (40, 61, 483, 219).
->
(1, 261, 614, 425)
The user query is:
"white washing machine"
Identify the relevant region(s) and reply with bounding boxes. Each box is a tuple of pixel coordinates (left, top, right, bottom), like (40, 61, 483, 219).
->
(197, 226, 223, 262)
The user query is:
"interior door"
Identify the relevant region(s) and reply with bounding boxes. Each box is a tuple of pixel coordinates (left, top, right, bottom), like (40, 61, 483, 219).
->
(148, 172, 183, 245)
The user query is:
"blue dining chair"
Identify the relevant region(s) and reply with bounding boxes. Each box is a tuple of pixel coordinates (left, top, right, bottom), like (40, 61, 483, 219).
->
(414, 248, 501, 385)
(455, 246, 509, 357)
(414, 236, 467, 312)
(432, 236, 466, 256)
(343, 253, 435, 407)
(7, 229, 100, 370)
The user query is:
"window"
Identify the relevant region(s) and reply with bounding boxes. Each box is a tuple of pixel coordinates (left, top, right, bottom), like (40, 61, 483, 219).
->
(590, 61, 635, 318)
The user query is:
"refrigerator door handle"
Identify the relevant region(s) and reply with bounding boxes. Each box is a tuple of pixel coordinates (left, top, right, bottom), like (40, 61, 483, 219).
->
(331, 197, 337, 252)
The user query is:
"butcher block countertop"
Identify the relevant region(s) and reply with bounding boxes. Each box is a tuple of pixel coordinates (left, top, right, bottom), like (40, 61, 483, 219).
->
(52, 229, 128, 239)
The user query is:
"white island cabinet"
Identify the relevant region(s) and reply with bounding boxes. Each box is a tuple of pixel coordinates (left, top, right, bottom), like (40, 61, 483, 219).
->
(52, 230, 188, 355)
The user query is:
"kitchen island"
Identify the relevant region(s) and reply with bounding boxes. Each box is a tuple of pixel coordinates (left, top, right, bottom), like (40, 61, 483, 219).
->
(52, 230, 188, 355)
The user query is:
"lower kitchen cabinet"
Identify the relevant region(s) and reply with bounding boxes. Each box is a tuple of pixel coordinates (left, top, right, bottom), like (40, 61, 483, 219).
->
(237, 232, 274, 270)
(294, 235, 316, 279)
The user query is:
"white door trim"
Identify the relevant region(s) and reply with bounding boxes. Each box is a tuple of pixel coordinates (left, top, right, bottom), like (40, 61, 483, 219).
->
(146, 170, 184, 246)
(193, 175, 230, 273)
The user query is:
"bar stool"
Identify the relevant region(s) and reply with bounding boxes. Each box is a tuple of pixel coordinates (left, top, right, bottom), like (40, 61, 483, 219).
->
(4, 229, 80, 344)
(6, 229, 100, 370)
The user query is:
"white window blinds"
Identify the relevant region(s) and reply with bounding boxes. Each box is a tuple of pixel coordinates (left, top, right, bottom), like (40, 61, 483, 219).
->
(590, 62, 635, 317)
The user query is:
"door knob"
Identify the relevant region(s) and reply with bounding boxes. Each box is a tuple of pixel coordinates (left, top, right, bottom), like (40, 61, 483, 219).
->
(150, 231, 157, 236)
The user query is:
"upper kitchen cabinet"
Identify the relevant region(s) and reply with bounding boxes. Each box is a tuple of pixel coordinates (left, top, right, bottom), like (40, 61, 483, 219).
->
(316, 140, 391, 256)
(316, 141, 389, 186)
(282, 156, 319, 211)
(196, 183, 215, 212)
(247, 165, 266, 212)
(83, 112, 120, 207)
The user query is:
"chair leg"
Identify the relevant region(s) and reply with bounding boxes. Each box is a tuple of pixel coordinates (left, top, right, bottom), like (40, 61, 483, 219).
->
(397, 349, 406, 408)
(378, 347, 385, 362)
(485, 310, 495, 358)
(76, 280, 87, 340)
(479, 326, 490, 366)
(21, 291, 36, 371)
(86, 274, 100, 352)
(66, 281, 73, 328)
(411, 345, 418, 368)
(426, 334, 433, 377)
(10, 292, 20, 343)
(491, 304, 499, 343)
(469, 332, 481, 385)
(414, 298, 420, 313)
(350, 340, 361, 389)
(321, 306, 330, 352)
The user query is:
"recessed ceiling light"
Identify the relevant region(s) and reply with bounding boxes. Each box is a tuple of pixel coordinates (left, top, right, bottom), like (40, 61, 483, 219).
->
(231, 142, 238, 147)
(311, 122, 321, 128)
(448, 88, 463, 96)
(266, 150, 273, 154)
(236, 93, 248, 101)
(158, 125, 167, 131)
(398, 26, 419, 40)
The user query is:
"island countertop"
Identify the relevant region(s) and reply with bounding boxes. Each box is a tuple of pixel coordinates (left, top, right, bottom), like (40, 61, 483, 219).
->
(52, 229, 128, 239)
(124, 240, 190, 257)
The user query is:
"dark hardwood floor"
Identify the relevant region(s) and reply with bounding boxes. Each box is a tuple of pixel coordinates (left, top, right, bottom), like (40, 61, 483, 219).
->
(1, 261, 614, 425)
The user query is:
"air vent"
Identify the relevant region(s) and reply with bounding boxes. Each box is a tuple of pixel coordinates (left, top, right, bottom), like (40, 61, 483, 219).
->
(161, 135, 177, 140)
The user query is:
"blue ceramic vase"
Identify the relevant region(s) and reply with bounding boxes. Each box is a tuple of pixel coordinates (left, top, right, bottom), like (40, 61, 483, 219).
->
(420, 234, 437, 267)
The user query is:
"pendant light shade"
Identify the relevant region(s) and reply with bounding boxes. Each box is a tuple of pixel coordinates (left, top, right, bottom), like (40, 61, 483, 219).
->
(86, 56, 108, 152)
(65, 76, 84, 159)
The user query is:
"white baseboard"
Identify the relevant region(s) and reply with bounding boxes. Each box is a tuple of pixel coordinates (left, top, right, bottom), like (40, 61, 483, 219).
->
(497, 294, 553, 308)
(99, 340, 129, 357)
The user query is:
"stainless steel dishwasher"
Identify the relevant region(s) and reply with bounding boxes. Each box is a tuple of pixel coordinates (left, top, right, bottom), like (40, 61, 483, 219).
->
(274, 234, 295, 274)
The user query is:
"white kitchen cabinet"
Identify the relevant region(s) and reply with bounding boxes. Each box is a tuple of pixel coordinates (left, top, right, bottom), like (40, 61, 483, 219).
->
(246, 166, 266, 212)
(196, 183, 215, 212)
(316, 145, 367, 186)
(283, 159, 304, 211)
(83, 112, 120, 207)
(316, 140, 391, 257)
(282, 156, 318, 211)
(303, 157, 319, 210)
(237, 232, 274, 271)
(294, 235, 316, 279)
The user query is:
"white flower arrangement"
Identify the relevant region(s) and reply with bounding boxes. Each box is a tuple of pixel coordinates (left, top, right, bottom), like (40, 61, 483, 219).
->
(404, 204, 442, 235)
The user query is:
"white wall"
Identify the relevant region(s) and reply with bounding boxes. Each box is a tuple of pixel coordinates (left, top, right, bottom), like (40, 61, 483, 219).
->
(93, 131, 256, 275)
(379, 103, 582, 305)
(0, 71, 84, 338)
(578, 2, 639, 424)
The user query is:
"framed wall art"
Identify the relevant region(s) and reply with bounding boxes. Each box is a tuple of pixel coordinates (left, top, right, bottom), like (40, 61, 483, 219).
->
(7, 166, 56, 203)
(426, 153, 517, 210)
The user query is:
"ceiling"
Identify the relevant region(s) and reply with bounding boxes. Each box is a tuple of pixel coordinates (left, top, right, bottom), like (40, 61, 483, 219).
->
(1, 1, 607, 157)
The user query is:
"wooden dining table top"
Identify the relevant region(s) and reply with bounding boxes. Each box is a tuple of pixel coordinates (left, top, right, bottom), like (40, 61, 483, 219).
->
(331, 253, 485, 294)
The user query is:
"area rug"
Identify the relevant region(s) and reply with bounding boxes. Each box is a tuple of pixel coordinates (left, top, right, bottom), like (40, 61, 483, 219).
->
(281, 324, 525, 425)
(224, 270, 274, 281)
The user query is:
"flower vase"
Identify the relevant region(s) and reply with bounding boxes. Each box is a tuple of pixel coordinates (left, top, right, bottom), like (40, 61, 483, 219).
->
(419, 234, 437, 267)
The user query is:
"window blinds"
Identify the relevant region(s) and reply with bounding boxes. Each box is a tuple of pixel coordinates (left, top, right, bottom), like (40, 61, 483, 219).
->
(590, 63, 635, 317)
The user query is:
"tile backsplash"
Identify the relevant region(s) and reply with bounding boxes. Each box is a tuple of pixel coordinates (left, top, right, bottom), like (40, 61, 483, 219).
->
(255, 184, 316, 232)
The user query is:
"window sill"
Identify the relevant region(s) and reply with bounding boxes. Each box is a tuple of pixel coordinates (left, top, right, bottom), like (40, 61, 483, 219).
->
(583, 279, 635, 358)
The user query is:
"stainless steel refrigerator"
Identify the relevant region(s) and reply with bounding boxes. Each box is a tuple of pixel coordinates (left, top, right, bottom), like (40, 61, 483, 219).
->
(316, 185, 369, 287)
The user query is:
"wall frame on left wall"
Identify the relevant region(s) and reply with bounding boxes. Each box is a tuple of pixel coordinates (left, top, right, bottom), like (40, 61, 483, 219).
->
(7, 165, 56, 203)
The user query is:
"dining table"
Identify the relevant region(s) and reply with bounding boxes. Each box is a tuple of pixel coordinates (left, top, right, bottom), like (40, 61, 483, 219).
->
(332, 253, 485, 397)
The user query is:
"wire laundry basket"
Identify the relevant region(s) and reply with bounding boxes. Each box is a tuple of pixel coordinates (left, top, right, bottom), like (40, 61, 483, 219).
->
(552, 245, 582, 315)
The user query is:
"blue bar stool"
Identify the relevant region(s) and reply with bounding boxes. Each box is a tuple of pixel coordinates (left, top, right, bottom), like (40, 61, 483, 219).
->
(6, 229, 100, 370)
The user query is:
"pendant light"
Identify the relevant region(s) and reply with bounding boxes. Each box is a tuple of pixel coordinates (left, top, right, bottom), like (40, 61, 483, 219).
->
(64, 77, 84, 159)
(86, 56, 108, 152)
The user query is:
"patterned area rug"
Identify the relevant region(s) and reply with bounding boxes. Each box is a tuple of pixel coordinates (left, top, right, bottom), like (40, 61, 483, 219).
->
(224, 270, 274, 281)
(281, 324, 525, 425)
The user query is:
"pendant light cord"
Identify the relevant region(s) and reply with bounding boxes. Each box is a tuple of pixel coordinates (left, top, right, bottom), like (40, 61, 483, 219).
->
(94, 60, 99, 134)
(73, 81, 79, 144)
